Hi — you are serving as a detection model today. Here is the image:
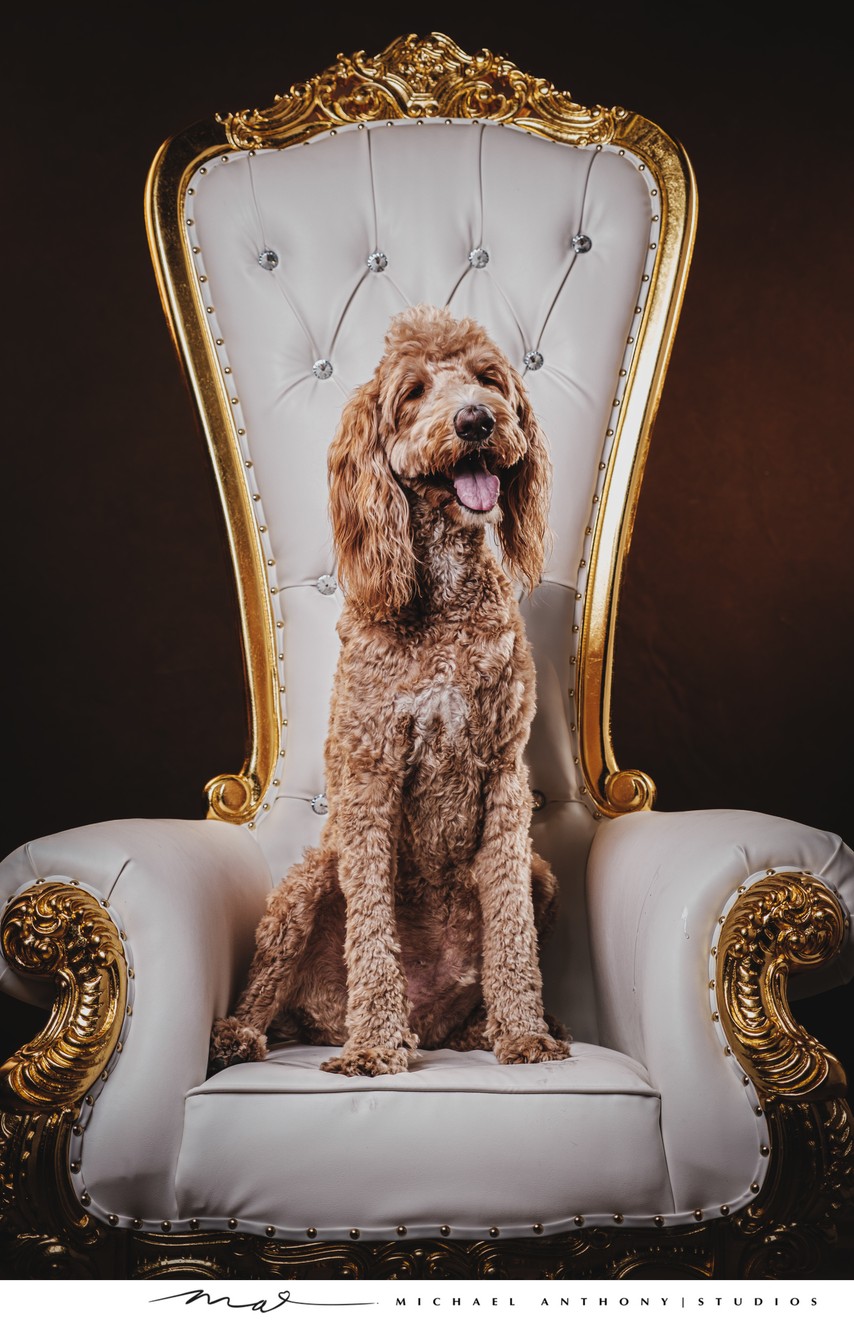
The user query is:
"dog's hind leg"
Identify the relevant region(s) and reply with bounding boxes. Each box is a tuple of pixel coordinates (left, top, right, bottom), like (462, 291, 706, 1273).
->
(530, 850, 571, 1044)
(208, 847, 337, 1074)
(531, 849, 559, 938)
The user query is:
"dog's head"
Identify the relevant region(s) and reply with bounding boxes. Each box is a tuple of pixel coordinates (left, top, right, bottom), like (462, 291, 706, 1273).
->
(328, 304, 552, 621)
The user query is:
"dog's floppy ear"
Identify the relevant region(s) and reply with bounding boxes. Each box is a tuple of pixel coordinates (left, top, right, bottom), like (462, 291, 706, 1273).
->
(497, 369, 553, 592)
(328, 373, 416, 621)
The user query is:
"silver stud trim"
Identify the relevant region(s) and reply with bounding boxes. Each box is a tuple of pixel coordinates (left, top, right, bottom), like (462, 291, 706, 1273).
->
(572, 233, 592, 254)
(311, 793, 329, 815)
(258, 249, 279, 271)
(524, 350, 544, 371)
(468, 246, 489, 268)
(313, 359, 333, 380)
(367, 250, 388, 272)
(316, 574, 337, 595)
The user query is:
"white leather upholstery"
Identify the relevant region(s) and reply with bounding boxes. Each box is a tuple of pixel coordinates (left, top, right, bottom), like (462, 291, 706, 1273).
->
(177, 1043, 671, 1240)
(4, 807, 851, 1237)
(0, 819, 273, 1221)
(588, 808, 854, 1216)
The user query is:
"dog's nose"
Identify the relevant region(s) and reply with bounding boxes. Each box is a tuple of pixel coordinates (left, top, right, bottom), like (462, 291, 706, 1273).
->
(454, 404, 495, 443)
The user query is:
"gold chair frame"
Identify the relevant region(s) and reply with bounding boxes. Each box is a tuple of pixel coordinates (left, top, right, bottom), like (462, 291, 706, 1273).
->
(1, 33, 851, 1281)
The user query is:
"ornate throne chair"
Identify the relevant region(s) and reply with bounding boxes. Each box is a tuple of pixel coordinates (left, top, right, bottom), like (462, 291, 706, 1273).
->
(2, 34, 853, 1281)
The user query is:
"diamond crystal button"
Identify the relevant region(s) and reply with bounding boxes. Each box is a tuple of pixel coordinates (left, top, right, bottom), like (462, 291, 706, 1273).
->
(367, 250, 388, 272)
(468, 247, 489, 268)
(316, 574, 337, 595)
(571, 233, 592, 254)
(313, 359, 333, 380)
(311, 793, 329, 815)
(524, 350, 544, 371)
(258, 249, 279, 270)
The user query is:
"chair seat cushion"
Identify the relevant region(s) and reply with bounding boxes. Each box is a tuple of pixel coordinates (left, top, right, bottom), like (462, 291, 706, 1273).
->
(175, 1042, 673, 1240)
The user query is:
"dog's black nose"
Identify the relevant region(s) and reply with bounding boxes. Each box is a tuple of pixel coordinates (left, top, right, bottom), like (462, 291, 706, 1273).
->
(454, 404, 495, 442)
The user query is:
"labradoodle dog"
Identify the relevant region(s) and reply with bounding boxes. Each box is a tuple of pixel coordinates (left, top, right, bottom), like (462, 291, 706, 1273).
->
(210, 304, 570, 1077)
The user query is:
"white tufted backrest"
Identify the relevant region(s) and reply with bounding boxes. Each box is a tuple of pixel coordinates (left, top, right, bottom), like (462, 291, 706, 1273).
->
(147, 42, 695, 1040)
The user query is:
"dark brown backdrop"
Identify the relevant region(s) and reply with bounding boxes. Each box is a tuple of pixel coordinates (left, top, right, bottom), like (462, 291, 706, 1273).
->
(4, 8, 852, 1075)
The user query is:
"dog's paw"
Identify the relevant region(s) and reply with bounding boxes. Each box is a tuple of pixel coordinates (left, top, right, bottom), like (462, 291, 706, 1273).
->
(493, 1032, 571, 1065)
(208, 1016, 268, 1076)
(320, 1044, 413, 1076)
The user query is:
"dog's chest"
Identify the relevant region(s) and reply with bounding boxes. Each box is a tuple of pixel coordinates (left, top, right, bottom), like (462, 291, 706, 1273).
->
(393, 627, 521, 755)
(390, 629, 527, 872)
(394, 679, 468, 739)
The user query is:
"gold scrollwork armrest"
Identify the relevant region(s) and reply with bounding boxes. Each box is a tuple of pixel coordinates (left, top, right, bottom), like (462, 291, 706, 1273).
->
(1, 881, 127, 1114)
(716, 874, 854, 1267)
(715, 872, 848, 1102)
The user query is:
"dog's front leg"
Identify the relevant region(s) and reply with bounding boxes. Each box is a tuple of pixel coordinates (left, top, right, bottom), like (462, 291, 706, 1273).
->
(321, 753, 417, 1077)
(473, 759, 571, 1065)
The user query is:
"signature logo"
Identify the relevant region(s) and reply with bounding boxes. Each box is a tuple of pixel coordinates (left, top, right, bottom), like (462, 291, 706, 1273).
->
(151, 1290, 375, 1312)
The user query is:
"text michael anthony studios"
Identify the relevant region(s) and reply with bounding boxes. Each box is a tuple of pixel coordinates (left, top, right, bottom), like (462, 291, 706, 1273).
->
(140, 1281, 848, 1321)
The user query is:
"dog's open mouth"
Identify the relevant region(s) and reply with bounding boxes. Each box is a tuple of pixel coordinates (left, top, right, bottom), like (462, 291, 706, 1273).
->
(451, 457, 501, 513)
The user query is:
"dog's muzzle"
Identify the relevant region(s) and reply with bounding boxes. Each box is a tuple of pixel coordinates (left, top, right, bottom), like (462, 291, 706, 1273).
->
(454, 404, 495, 443)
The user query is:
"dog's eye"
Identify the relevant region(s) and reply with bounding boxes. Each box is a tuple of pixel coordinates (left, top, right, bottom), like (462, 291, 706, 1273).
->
(405, 382, 425, 401)
(476, 372, 503, 391)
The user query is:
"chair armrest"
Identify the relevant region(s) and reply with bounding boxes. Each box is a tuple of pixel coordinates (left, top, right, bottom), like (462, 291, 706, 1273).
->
(0, 817, 272, 1221)
(586, 807, 853, 1214)
(587, 808, 853, 1065)
(1, 817, 272, 1019)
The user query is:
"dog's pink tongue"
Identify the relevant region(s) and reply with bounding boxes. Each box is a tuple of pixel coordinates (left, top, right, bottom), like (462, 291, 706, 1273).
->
(453, 463, 500, 512)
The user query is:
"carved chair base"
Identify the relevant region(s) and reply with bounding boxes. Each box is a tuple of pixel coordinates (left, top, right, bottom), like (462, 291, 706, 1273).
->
(2, 1217, 852, 1281)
